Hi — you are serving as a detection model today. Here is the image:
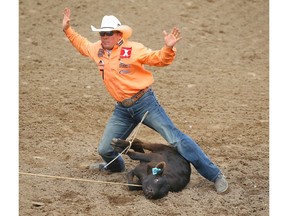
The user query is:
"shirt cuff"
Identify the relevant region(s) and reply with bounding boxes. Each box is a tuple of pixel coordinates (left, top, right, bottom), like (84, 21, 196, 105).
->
(63, 26, 73, 35)
(163, 45, 177, 53)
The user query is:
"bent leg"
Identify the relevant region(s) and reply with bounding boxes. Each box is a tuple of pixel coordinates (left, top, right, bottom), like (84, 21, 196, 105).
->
(97, 106, 138, 172)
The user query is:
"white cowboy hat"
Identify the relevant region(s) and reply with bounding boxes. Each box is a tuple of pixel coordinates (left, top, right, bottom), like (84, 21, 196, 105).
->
(91, 15, 132, 39)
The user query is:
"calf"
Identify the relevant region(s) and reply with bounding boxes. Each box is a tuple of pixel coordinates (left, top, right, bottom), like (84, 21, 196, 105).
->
(111, 138, 191, 199)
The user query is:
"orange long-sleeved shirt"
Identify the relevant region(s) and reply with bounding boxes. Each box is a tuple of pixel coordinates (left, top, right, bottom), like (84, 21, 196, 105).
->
(64, 27, 176, 102)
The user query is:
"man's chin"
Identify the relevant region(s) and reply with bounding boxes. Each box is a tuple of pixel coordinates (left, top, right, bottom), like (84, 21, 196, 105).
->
(102, 43, 113, 50)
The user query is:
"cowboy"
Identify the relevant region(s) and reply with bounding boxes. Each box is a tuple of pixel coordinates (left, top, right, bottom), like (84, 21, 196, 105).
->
(62, 8, 228, 193)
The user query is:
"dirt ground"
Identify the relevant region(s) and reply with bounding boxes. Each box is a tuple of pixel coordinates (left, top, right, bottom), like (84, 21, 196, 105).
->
(19, 0, 269, 215)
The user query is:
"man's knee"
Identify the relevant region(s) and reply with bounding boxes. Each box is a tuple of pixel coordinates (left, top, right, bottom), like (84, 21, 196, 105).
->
(97, 146, 107, 157)
(97, 140, 111, 156)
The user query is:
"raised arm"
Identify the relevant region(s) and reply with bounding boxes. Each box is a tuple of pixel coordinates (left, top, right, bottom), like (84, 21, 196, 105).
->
(62, 7, 71, 31)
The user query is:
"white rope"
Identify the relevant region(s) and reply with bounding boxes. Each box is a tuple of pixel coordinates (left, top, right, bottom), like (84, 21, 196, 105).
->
(125, 110, 149, 151)
(19, 113, 149, 188)
(104, 111, 149, 169)
(19, 172, 142, 187)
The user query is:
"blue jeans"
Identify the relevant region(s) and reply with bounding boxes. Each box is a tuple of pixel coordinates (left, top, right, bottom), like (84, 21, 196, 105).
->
(97, 88, 221, 182)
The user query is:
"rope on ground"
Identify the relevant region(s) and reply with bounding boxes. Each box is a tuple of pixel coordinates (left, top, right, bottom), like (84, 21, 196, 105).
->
(20, 112, 149, 188)
(19, 172, 142, 187)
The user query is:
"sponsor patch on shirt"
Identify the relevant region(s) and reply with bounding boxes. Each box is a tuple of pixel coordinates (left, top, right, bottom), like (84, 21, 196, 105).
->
(98, 60, 105, 79)
(98, 49, 105, 57)
(120, 47, 132, 58)
(118, 39, 124, 47)
(98, 60, 105, 66)
(119, 61, 130, 68)
(119, 70, 130, 74)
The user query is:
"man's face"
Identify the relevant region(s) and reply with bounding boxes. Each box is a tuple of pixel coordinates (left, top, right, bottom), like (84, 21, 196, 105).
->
(99, 31, 123, 50)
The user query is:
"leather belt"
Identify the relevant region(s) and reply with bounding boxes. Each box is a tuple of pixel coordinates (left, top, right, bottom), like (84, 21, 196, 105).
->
(118, 87, 150, 108)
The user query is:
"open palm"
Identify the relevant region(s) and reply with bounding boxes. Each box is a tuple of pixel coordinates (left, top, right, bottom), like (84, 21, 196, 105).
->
(62, 8, 71, 31)
(163, 27, 182, 48)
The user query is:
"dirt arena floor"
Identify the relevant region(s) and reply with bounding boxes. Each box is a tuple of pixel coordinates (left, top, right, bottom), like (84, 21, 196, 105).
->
(19, 0, 269, 215)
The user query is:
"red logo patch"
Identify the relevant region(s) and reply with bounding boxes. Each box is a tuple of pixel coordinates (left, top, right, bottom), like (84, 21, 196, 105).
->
(120, 47, 132, 58)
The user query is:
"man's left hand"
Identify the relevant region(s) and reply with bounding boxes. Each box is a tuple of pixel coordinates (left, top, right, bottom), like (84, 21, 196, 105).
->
(163, 27, 182, 48)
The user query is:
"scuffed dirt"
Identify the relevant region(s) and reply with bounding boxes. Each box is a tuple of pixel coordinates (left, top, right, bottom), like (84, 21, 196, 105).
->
(19, 0, 269, 215)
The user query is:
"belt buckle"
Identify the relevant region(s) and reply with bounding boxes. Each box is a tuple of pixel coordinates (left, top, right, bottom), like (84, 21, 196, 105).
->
(121, 98, 134, 107)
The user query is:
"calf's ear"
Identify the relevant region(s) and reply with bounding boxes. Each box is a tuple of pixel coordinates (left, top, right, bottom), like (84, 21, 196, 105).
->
(147, 162, 166, 176)
(156, 162, 166, 170)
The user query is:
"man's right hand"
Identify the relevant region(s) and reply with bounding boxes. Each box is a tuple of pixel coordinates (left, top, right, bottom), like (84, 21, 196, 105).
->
(62, 8, 71, 31)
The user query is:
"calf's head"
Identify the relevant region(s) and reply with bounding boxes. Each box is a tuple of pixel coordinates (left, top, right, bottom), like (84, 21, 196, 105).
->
(142, 162, 170, 199)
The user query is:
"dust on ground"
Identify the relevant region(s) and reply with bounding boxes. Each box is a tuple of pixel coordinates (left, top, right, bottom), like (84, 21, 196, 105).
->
(19, 0, 269, 215)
